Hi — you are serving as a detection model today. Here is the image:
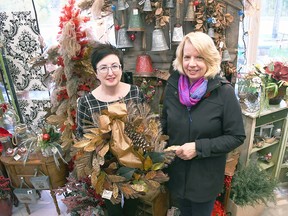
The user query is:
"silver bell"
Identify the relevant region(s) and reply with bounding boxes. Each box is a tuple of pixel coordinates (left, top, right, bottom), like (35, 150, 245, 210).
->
(172, 24, 184, 43)
(222, 50, 231, 62)
(208, 28, 215, 38)
(165, 0, 174, 9)
(117, 0, 129, 10)
(116, 28, 133, 49)
(151, 28, 169, 51)
(143, 0, 152, 11)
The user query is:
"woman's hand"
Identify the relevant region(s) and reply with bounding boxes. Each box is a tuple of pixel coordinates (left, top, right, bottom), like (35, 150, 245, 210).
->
(176, 142, 197, 160)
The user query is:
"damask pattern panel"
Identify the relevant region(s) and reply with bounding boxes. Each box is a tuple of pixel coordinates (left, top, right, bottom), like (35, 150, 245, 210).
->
(0, 10, 50, 125)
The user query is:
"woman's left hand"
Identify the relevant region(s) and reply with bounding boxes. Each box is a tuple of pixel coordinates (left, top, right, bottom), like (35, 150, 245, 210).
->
(176, 142, 197, 160)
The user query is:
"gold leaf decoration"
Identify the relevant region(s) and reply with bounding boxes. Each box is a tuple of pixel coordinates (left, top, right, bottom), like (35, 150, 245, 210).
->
(112, 183, 119, 199)
(144, 156, 153, 171)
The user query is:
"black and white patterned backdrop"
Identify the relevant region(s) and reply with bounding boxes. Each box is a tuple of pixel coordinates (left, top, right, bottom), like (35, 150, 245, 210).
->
(0, 10, 50, 126)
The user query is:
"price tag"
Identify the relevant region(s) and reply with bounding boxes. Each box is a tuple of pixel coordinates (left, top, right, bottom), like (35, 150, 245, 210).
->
(133, 9, 138, 15)
(14, 154, 21, 161)
(219, 41, 224, 48)
(102, 189, 113, 200)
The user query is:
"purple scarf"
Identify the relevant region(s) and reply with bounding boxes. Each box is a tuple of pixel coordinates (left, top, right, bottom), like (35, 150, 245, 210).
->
(178, 75, 208, 107)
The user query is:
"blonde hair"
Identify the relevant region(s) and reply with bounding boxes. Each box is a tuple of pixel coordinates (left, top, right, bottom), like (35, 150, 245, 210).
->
(173, 32, 221, 79)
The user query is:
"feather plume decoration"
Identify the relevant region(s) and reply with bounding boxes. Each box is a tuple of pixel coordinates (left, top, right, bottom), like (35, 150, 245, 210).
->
(52, 67, 65, 86)
(91, 0, 104, 19)
(66, 77, 79, 97)
(56, 99, 69, 116)
(77, 0, 95, 11)
(58, 20, 81, 59)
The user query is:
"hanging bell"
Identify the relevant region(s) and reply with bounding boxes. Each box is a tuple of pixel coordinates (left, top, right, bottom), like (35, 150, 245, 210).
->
(165, 0, 174, 9)
(143, 0, 152, 12)
(222, 49, 232, 62)
(116, 28, 134, 49)
(127, 8, 145, 31)
(208, 27, 215, 38)
(135, 54, 154, 74)
(184, 1, 195, 21)
(117, 0, 129, 10)
(151, 28, 169, 51)
(172, 24, 184, 43)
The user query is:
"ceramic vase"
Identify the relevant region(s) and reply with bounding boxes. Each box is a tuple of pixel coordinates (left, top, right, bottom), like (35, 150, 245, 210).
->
(0, 198, 13, 216)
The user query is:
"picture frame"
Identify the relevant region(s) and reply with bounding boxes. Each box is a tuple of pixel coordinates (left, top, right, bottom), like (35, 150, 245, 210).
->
(259, 124, 274, 138)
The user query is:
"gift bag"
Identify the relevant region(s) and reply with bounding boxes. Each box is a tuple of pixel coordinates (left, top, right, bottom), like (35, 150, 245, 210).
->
(14, 177, 38, 204)
(30, 169, 50, 190)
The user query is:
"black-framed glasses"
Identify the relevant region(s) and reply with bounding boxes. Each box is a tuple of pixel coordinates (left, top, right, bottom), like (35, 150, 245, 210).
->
(97, 64, 122, 74)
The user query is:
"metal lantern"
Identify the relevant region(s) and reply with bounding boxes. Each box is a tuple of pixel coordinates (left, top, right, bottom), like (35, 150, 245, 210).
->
(135, 54, 154, 74)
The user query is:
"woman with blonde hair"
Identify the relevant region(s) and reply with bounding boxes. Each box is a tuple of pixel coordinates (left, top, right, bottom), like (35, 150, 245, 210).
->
(161, 32, 245, 216)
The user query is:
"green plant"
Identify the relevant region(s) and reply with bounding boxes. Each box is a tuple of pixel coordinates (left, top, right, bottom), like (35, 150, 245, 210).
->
(37, 125, 67, 168)
(230, 160, 278, 207)
(38, 125, 61, 150)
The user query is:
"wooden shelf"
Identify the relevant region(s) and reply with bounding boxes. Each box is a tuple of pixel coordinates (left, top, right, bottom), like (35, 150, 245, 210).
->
(240, 106, 288, 180)
(281, 163, 288, 169)
(251, 140, 279, 153)
(258, 161, 275, 170)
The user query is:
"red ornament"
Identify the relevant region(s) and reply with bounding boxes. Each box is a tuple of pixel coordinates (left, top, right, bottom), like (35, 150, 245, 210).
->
(115, 24, 120, 31)
(194, 1, 200, 6)
(42, 133, 50, 141)
(129, 33, 136, 41)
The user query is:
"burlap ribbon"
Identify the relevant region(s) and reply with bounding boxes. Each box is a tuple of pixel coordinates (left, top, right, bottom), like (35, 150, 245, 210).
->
(99, 102, 144, 169)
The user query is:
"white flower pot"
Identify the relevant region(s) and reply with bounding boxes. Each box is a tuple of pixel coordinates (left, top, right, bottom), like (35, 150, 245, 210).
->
(226, 199, 265, 216)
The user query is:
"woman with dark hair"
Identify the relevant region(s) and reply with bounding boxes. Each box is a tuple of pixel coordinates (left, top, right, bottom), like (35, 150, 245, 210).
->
(161, 32, 246, 216)
(76, 43, 144, 216)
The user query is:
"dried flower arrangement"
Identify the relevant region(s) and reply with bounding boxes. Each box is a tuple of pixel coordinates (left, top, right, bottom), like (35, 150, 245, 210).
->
(142, 0, 170, 27)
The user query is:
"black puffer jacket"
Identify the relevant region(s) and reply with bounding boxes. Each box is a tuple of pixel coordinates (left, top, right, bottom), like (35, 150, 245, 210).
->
(161, 71, 246, 202)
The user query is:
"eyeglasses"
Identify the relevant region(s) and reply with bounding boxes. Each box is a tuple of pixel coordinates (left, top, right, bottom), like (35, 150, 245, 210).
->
(97, 64, 122, 74)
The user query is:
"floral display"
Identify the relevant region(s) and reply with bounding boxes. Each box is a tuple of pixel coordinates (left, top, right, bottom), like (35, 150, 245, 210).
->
(0, 176, 11, 199)
(138, 78, 163, 103)
(254, 61, 288, 98)
(72, 102, 175, 202)
(37, 125, 67, 168)
(54, 176, 105, 215)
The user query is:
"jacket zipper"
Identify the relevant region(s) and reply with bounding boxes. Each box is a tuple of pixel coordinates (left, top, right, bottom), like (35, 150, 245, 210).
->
(187, 107, 192, 122)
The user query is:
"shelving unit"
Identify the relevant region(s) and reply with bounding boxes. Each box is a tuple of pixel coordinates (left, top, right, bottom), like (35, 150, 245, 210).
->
(277, 138, 288, 183)
(239, 101, 288, 179)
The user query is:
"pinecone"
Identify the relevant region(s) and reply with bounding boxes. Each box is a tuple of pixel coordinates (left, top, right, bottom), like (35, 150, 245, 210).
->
(125, 123, 152, 152)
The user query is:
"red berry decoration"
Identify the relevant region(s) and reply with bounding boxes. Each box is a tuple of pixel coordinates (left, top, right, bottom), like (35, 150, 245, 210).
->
(42, 133, 50, 141)
(115, 24, 120, 31)
(129, 33, 136, 41)
(194, 1, 200, 6)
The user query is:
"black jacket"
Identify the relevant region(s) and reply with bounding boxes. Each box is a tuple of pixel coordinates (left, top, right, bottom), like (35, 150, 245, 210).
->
(161, 71, 246, 202)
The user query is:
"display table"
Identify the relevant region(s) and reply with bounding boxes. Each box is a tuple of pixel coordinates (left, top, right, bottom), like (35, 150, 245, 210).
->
(0, 154, 69, 215)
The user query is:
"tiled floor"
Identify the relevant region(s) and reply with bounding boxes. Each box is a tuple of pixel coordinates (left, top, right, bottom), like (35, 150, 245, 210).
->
(10, 185, 288, 216)
(12, 190, 69, 216)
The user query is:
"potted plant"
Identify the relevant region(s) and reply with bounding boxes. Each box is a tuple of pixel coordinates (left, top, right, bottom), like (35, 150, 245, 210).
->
(0, 175, 13, 216)
(254, 61, 288, 106)
(227, 160, 278, 216)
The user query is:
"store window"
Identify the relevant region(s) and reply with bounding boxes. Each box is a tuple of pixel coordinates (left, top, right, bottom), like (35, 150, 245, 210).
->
(238, 0, 288, 71)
